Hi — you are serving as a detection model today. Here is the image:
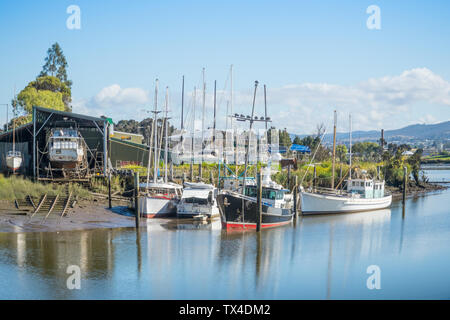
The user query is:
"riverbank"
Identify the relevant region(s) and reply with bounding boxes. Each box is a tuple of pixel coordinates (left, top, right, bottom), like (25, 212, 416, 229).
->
(0, 198, 136, 233)
(387, 182, 447, 200)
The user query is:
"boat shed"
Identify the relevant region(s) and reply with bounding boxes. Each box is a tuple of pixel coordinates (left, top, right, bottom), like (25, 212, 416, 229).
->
(0, 106, 150, 180)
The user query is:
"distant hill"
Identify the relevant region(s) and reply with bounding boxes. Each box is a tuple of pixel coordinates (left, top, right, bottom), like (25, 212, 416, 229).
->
(290, 121, 450, 144)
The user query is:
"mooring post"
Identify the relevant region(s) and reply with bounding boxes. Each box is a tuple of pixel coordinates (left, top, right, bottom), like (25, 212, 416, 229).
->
(402, 166, 407, 207)
(256, 168, 262, 232)
(313, 165, 317, 191)
(287, 164, 291, 190)
(190, 163, 193, 181)
(170, 162, 173, 181)
(199, 163, 202, 182)
(293, 175, 298, 221)
(210, 170, 214, 186)
(183, 172, 186, 185)
(134, 171, 140, 228)
(108, 170, 112, 209)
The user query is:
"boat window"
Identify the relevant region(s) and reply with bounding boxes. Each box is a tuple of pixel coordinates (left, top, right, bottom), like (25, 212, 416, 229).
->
(245, 186, 257, 197)
(276, 191, 284, 200)
(184, 197, 208, 205)
(262, 188, 277, 200)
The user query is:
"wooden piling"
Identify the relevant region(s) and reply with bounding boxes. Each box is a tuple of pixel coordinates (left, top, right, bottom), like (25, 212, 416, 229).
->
(210, 171, 214, 186)
(402, 166, 407, 206)
(293, 175, 298, 221)
(287, 165, 291, 190)
(199, 163, 202, 182)
(108, 171, 112, 209)
(190, 163, 193, 181)
(183, 172, 186, 185)
(313, 165, 317, 191)
(134, 172, 140, 228)
(256, 168, 262, 232)
(170, 162, 173, 181)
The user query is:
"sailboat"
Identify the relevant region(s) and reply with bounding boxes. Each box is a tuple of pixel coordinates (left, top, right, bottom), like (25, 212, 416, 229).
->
(138, 81, 183, 218)
(300, 113, 392, 214)
(6, 98, 22, 173)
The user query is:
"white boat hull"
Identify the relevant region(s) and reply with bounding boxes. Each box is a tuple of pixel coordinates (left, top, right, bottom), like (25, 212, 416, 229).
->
(138, 196, 178, 218)
(301, 191, 392, 214)
(6, 156, 22, 171)
(177, 203, 220, 218)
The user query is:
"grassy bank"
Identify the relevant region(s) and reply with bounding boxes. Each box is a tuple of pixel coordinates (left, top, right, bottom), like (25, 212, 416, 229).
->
(0, 174, 92, 201)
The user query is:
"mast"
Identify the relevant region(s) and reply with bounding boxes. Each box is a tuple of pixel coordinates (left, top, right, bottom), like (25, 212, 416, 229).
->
(230, 65, 233, 132)
(12, 86, 16, 154)
(164, 87, 169, 183)
(153, 79, 159, 183)
(331, 110, 337, 189)
(349, 114, 352, 183)
(242, 81, 259, 195)
(213, 80, 217, 161)
(191, 87, 196, 174)
(201, 68, 206, 163)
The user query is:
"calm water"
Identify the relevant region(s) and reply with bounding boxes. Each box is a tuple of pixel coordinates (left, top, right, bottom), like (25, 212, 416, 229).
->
(1, 171, 450, 299)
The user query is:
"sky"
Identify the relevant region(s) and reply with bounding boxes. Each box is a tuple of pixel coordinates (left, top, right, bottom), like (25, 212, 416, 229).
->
(0, 0, 450, 135)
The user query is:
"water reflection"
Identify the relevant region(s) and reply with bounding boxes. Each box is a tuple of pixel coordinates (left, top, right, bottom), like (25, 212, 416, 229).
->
(0, 172, 449, 299)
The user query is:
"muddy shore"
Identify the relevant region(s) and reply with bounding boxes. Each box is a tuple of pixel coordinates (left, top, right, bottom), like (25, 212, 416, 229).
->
(0, 198, 136, 233)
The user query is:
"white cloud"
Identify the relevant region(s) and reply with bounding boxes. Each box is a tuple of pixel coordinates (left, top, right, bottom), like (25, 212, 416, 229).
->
(72, 68, 450, 133)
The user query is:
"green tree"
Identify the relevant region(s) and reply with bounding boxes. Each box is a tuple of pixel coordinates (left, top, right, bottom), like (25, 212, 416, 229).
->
(407, 148, 423, 185)
(336, 144, 348, 162)
(14, 76, 71, 114)
(39, 42, 72, 88)
(279, 128, 292, 148)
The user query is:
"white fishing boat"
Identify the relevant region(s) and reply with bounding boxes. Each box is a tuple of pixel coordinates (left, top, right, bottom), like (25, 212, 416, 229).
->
(300, 113, 392, 215)
(6, 150, 22, 171)
(139, 181, 183, 218)
(177, 182, 219, 218)
(300, 177, 392, 214)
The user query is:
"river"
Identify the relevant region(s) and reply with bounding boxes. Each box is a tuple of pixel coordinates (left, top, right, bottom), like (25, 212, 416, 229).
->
(0, 170, 449, 299)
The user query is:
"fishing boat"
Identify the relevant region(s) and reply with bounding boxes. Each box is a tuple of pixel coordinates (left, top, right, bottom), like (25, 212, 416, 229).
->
(217, 81, 294, 230)
(139, 81, 183, 218)
(6, 150, 22, 172)
(177, 182, 219, 218)
(300, 175, 392, 214)
(217, 168, 294, 230)
(139, 181, 183, 218)
(300, 113, 392, 214)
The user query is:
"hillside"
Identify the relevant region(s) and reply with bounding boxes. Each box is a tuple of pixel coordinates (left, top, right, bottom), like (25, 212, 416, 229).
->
(291, 121, 450, 144)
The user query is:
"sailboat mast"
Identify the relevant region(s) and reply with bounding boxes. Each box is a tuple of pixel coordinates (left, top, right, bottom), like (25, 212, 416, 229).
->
(230, 65, 233, 132)
(12, 87, 16, 154)
(153, 79, 159, 183)
(331, 110, 337, 189)
(349, 114, 352, 183)
(164, 87, 169, 183)
(213, 80, 216, 148)
(242, 81, 259, 194)
(201, 68, 206, 163)
(191, 87, 196, 170)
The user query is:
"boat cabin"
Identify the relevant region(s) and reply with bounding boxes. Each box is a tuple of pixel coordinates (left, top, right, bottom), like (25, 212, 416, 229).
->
(49, 128, 84, 162)
(139, 182, 183, 198)
(347, 178, 385, 199)
(244, 185, 291, 208)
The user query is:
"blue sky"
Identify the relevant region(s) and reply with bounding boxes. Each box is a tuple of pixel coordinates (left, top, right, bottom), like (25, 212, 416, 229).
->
(1, 0, 450, 134)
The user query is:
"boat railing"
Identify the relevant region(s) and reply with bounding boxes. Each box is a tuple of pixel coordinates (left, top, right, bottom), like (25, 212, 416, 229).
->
(307, 186, 352, 197)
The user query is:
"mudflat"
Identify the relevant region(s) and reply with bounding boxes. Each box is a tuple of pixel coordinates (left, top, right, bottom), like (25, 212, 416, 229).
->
(0, 199, 136, 233)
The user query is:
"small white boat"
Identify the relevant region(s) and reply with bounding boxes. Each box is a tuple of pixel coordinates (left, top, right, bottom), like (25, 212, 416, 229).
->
(177, 182, 219, 218)
(6, 150, 22, 172)
(138, 181, 183, 218)
(301, 177, 392, 215)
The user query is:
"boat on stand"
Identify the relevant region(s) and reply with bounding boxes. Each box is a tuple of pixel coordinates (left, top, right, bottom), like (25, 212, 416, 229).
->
(138, 81, 183, 218)
(300, 113, 392, 214)
(6, 101, 22, 173)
